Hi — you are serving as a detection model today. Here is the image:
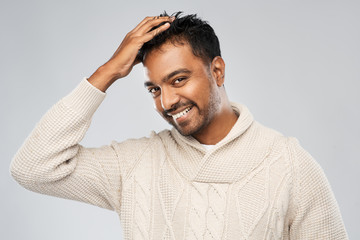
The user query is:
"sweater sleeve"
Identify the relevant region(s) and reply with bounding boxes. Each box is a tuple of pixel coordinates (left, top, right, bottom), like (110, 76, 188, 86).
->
(10, 79, 123, 212)
(288, 138, 348, 239)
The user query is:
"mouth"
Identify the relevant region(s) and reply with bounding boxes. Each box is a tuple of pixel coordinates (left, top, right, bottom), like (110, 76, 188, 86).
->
(167, 106, 193, 121)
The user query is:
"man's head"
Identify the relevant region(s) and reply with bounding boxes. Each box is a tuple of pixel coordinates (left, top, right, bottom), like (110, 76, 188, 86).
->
(142, 12, 236, 144)
(138, 11, 221, 65)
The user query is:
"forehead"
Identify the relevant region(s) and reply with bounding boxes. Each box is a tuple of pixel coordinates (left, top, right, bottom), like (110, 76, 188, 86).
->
(143, 42, 206, 82)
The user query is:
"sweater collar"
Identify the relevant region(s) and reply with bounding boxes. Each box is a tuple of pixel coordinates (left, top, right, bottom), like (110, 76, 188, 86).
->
(161, 103, 261, 183)
(171, 102, 254, 150)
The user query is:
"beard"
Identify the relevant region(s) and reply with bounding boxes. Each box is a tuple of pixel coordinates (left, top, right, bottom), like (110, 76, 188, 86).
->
(161, 85, 221, 137)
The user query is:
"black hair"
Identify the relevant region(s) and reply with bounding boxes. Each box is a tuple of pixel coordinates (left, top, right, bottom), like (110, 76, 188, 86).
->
(139, 11, 221, 64)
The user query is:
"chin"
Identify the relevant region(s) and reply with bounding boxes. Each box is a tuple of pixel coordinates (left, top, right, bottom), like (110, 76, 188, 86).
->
(163, 113, 208, 137)
(168, 121, 194, 136)
(175, 127, 193, 136)
(174, 120, 207, 137)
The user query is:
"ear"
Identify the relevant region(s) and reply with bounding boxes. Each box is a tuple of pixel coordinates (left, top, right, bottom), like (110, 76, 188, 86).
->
(210, 56, 226, 87)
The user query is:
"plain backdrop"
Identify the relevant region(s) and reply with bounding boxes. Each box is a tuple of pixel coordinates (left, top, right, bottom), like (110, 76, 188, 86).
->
(1, 0, 359, 239)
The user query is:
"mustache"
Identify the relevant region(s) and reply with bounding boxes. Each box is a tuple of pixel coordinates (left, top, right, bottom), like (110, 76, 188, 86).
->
(162, 101, 196, 116)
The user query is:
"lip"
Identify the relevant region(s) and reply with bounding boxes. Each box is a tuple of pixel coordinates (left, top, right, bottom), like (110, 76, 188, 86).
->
(166, 106, 192, 117)
(172, 106, 193, 123)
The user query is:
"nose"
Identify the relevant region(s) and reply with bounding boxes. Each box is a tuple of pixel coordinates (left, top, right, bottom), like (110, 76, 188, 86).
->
(161, 87, 180, 111)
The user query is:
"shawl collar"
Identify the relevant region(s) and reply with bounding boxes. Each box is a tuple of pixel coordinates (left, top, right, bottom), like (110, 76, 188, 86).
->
(158, 103, 281, 183)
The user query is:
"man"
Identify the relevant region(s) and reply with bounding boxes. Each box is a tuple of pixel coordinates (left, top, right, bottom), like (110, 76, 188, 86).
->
(11, 12, 347, 239)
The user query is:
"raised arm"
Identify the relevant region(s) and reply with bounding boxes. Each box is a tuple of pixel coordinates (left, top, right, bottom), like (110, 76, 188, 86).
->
(88, 16, 174, 92)
(10, 15, 173, 211)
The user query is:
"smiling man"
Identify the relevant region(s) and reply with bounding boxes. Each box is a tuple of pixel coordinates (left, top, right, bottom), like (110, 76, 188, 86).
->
(11, 12, 347, 239)
(143, 41, 237, 144)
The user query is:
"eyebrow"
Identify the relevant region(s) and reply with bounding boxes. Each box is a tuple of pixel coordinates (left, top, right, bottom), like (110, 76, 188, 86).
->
(144, 68, 191, 87)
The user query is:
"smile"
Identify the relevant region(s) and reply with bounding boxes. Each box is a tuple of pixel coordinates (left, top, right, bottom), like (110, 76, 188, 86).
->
(169, 106, 193, 120)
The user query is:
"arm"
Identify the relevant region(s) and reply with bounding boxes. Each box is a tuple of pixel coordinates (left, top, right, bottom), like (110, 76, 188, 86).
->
(10, 16, 174, 211)
(88, 16, 174, 92)
(288, 138, 348, 239)
(10, 80, 122, 210)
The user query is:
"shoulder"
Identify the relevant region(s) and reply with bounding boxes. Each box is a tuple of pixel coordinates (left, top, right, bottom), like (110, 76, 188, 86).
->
(251, 121, 284, 138)
(109, 129, 173, 162)
(110, 130, 169, 152)
(247, 121, 288, 152)
(107, 130, 169, 178)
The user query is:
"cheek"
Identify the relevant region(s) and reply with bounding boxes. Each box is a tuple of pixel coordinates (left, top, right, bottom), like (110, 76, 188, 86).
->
(184, 79, 211, 102)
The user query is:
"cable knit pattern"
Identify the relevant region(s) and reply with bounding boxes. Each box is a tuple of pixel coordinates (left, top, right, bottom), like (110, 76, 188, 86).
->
(158, 159, 185, 239)
(205, 183, 229, 239)
(134, 160, 152, 239)
(187, 183, 208, 239)
(185, 183, 229, 239)
(186, 183, 229, 239)
(10, 79, 348, 239)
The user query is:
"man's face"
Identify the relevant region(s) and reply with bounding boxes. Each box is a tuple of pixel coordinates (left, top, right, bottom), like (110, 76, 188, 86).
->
(143, 42, 222, 137)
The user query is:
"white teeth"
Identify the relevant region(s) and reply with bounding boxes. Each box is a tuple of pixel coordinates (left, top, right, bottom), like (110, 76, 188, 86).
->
(171, 107, 192, 120)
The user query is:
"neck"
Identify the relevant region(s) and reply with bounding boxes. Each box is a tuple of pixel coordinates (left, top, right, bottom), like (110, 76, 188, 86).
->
(192, 102, 238, 145)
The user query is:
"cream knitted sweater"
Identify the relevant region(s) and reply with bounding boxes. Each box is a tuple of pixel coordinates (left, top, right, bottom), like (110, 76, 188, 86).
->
(11, 79, 348, 239)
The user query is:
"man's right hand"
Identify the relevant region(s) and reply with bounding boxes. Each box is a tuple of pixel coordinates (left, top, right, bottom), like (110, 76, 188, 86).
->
(88, 16, 174, 92)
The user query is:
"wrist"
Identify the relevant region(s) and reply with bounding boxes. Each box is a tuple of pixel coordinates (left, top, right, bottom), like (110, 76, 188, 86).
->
(88, 64, 119, 92)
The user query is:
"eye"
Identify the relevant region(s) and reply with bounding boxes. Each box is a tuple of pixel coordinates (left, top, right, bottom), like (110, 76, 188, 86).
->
(147, 87, 160, 96)
(173, 77, 186, 84)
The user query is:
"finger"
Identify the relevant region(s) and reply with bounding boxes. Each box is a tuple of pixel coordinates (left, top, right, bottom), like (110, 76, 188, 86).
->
(136, 16, 172, 33)
(131, 16, 154, 32)
(136, 16, 174, 35)
(141, 22, 171, 43)
(132, 16, 173, 33)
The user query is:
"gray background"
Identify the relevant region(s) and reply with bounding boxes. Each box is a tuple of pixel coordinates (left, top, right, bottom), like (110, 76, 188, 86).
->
(1, 0, 359, 239)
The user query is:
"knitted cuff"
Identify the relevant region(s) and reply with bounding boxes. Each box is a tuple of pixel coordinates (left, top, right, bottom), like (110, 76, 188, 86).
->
(62, 78, 106, 120)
